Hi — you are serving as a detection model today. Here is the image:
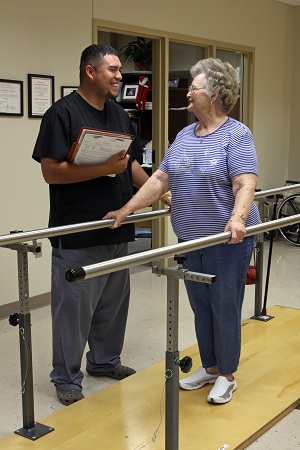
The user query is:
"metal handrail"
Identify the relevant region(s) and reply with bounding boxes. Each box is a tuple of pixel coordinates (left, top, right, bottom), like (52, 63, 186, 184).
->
(0, 184, 299, 248)
(0, 209, 170, 247)
(254, 183, 300, 199)
(63, 208, 300, 450)
(1, 184, 299, 443)
(65, 214, 300, 281)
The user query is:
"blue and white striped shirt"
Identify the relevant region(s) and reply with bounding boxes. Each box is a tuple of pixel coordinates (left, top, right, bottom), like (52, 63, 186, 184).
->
(159, 117, 261, 240)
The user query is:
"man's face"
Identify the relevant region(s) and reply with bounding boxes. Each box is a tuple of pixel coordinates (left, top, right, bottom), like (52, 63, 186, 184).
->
(91, 54, 122, 100)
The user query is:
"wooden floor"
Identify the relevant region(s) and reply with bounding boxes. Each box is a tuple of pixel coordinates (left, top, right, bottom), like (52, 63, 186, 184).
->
(0, 305, 299, 450)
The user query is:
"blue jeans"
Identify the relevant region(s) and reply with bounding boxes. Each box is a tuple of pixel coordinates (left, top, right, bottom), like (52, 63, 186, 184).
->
(180, 236, 255, 375)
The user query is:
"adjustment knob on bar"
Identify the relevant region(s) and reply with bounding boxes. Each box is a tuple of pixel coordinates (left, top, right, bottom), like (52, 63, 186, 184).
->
(9, 313, 19, 326)
(174, 254, 187, 265)
(175, 356, 193, 373)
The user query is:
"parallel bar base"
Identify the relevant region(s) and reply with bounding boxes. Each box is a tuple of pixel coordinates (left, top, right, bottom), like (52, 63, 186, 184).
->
(14, 422, 54, 441)
(251, 314, 274, 322)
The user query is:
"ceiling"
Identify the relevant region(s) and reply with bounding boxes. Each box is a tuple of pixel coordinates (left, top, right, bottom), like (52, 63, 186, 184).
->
(276, 0, 300, 5)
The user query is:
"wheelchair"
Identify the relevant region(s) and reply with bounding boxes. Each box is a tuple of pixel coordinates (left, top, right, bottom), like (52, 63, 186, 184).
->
(262, 180, 300, 246)
(276, 185, 300, 246)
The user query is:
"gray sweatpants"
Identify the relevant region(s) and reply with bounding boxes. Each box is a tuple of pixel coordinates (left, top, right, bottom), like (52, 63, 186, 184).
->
(50, 243, 130, 390)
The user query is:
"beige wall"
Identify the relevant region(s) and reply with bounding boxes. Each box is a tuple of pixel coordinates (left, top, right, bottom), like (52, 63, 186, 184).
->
(289, 6, 300, 181)
(0, 0, 299, 304)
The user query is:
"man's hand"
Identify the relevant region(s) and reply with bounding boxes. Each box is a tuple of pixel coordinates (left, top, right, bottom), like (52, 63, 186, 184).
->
(106, 150, 130, 175)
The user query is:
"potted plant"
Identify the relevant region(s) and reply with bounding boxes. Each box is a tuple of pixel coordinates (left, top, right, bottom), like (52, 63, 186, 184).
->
(119, 37, 152, 71)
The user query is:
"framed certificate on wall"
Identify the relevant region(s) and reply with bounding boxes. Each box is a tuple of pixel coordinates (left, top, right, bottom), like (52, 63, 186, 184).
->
(0, 79, 23, 116)
(28, 74, 54, 118)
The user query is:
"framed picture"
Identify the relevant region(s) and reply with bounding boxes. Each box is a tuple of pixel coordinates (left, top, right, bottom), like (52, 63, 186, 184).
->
(168, 78, 179, 88)
(61, 86, 78, 97)
(116, 82, 123, 102)
(0, 79, 23, 116)
(28, 74, 54, 118)
(122, 84, 139, 101)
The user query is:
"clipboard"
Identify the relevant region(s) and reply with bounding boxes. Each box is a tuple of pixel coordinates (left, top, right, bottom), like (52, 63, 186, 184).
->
(68, 127, 134, 166)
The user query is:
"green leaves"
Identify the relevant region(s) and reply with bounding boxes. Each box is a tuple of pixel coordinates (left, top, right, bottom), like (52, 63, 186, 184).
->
(119, 37, 152, 65)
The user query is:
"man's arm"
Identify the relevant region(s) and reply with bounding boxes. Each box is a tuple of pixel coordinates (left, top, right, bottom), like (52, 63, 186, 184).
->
(132, 159, 149, 189)
(41, 151, 130, 184)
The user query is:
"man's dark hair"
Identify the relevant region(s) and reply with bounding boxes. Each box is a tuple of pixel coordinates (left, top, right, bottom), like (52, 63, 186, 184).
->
(79, 44, 119, 82)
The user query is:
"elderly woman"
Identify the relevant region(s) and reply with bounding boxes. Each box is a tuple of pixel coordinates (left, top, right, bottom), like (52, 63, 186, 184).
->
(104, 58, 261, 404)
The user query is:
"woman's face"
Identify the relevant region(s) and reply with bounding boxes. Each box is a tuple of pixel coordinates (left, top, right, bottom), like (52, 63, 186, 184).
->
(186, 73, 210, 115)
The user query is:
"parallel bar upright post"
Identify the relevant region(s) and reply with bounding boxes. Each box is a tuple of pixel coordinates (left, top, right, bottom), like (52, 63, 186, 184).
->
(13, 244, 53, 440)
(165, 275, 180, 450)
(254, 239, 264, 316)
(254, 198, 264, 316)
(17, 249, 35, 430)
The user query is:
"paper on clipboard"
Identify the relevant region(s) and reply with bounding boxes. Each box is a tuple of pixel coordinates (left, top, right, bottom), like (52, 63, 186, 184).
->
(68, 127, 134, 176)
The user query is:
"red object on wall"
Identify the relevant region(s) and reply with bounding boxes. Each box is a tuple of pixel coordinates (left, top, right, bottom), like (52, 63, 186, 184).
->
(136, 75, 151, 110)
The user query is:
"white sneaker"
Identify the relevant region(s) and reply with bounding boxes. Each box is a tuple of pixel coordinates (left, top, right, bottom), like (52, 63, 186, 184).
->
(179, 367, 218, 390)
(207, 376, 237, 404)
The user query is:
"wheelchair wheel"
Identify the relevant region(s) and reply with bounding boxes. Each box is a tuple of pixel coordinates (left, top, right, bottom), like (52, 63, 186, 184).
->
(263, 229, 278, 241)
(277, 194, 300, 246)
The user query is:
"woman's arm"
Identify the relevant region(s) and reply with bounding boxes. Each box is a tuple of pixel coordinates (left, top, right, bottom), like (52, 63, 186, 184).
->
(225, 172, 257, 244)
(132, 161, 171, 206)
(103, 169, 170, 227)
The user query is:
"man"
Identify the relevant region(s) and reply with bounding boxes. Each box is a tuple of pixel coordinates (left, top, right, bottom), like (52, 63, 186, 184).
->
(32, 44, 150, 405)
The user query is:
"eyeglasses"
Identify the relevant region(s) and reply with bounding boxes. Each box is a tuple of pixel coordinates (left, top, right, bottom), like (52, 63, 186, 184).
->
(188, 85, 206, 93)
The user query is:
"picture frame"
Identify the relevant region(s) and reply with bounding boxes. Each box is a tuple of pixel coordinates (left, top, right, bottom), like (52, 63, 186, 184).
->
(168, 78, 179, 88)
(122, 84, 139, 101)
(28, 74, 54, 118)
(0, 79, 23, 116)
(61, 86, 78, 97)
(116, 82, 123, 102)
